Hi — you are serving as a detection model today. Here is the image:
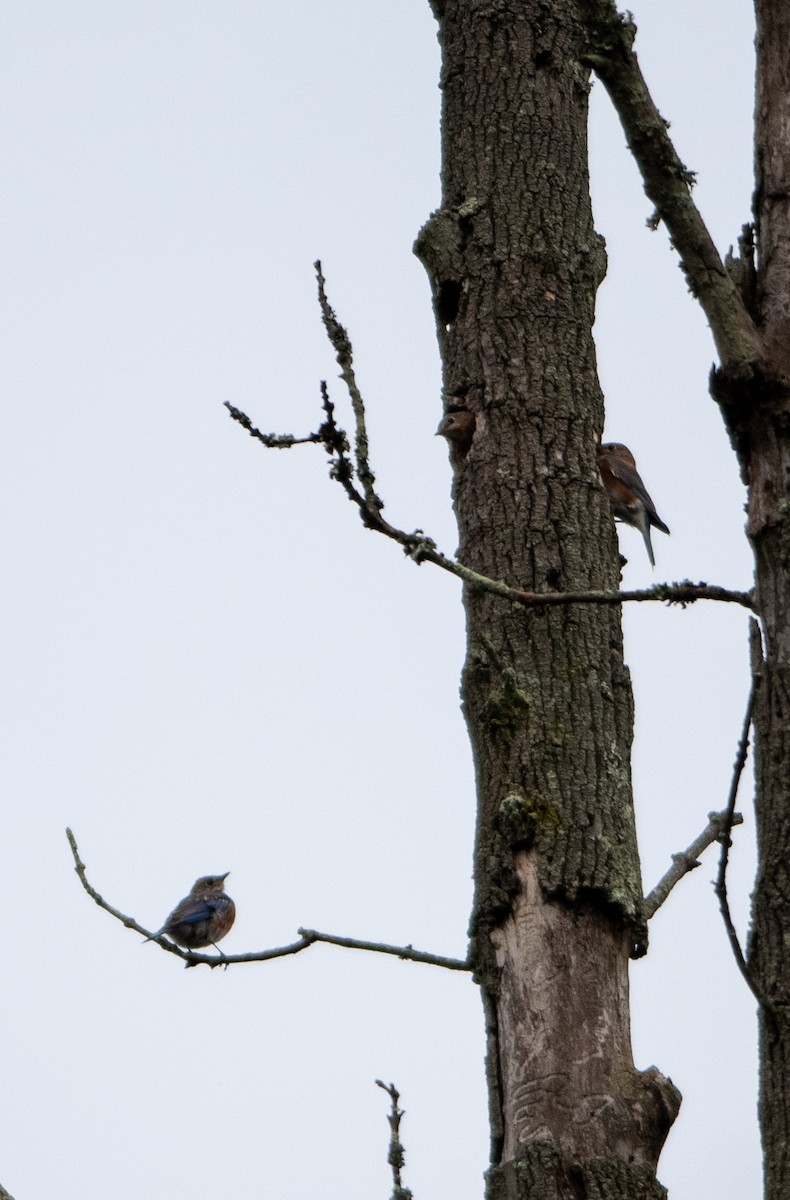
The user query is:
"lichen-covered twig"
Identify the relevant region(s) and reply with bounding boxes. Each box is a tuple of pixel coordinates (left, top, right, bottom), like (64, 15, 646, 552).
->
(223, 404, 326, 449)
(375, 1081, 414, 1200)
(644, 809, 744, 919)
(315, 260, 382, 516)
(66, 829, 468, 972)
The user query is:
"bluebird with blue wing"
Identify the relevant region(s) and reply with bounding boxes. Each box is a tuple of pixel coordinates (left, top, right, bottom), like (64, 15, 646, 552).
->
(148, 873, 235, 953)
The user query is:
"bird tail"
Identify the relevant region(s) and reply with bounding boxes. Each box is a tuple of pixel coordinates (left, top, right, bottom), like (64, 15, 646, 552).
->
(635, 510, 656, 567)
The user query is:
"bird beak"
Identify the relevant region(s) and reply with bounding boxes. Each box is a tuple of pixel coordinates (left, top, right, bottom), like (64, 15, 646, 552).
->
(221, 872, 230, 881)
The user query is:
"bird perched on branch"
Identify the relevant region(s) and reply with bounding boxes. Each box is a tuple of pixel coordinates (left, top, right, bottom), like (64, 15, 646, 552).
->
(147, 873, 235, 953)
(597, 442, 670, 566)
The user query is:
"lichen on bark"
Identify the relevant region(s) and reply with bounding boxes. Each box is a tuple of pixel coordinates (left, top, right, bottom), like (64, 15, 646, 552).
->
(417, 1, 678, 1192)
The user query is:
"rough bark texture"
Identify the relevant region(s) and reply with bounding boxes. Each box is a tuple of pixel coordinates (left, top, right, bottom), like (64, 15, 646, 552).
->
(416, 2, 679, 1195)
(753, 0, 790, 370)
(747, 5, 790, 1198)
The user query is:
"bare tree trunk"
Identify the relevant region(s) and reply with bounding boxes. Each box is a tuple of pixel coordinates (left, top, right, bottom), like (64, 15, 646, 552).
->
(417, 2, 679, 1196)
(745, 4, 790, 1198)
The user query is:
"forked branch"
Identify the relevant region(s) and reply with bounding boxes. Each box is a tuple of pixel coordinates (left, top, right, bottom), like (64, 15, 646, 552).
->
(225, 265, 754, 614)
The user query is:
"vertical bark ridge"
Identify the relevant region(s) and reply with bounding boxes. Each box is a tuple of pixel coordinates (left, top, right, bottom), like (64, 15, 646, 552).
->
(748, 6, 790, 1198)
(417, 2, 679, 1193)
(754, 0, 790, 370)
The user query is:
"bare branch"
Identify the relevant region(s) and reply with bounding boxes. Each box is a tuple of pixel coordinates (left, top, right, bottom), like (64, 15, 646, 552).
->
(711, 684, 780, 1013)
(644, 809, 744, 919)
(66, 829, 468, 973)
(297, 928, 469, 972)
(476, 580, 755, 611)
(375, 1081, 414, 1200)
(67, 826, 161, 941)
(578, 0, 763, 380)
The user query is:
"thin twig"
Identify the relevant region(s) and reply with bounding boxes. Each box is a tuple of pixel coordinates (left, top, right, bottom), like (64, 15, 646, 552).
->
(66, 829, 468, 972)
(375, 1081, 414, 1200)
(644, 810, 744, 919)
(297, 928, 469, 971)
(712, 684, 777, 1013)
(223, 404, 325, 448)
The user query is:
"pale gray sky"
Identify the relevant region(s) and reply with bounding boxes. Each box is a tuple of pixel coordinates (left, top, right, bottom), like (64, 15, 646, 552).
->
(2, 3, 758, 1198)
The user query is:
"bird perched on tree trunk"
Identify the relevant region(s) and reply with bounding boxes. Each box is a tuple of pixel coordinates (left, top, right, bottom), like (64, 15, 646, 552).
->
(147, 873, 235, 953)
(597, 442, 670, 567)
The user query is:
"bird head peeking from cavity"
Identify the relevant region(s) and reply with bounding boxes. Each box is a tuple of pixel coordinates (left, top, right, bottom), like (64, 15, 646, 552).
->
(597, 442, 669, 567)
(436, 409, 476, 465)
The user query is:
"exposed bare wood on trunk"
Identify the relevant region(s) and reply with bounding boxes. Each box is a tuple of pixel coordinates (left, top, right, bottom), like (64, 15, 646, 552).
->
(493, 853, 677, 1169)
